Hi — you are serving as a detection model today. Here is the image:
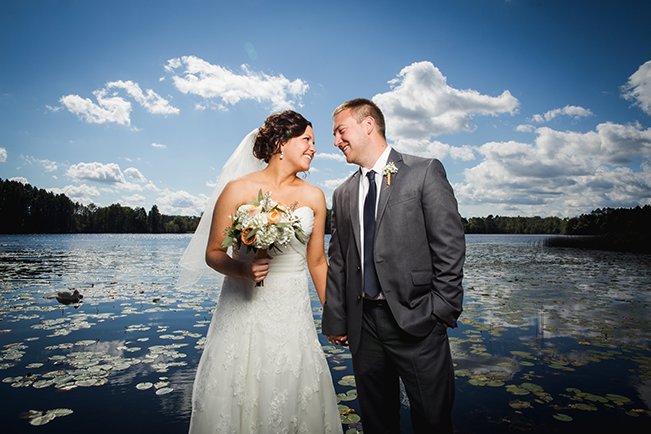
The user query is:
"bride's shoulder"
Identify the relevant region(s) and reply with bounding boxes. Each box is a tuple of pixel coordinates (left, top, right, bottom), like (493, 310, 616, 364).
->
(296, 179, 325, 211)
(223, 171, 262, 191)
(219, 175, 262, 205)
(296, 178, 324, 196)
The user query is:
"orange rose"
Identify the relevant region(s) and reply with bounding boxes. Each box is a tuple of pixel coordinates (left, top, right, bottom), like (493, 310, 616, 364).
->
(267, 209, 281, 224)
(247, 205, 262, 216)
(241, 227, 256, 245)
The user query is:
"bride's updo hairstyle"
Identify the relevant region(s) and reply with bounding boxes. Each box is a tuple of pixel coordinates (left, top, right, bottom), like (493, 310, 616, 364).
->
(254, 110, 312, 163)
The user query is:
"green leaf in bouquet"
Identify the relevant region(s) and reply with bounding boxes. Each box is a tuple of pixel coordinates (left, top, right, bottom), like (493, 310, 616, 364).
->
(247, 228, 258, 240)
(295, 228, 306, 244)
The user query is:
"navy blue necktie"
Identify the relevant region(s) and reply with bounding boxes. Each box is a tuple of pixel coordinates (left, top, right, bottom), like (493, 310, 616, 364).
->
(363, 170, 381, 298)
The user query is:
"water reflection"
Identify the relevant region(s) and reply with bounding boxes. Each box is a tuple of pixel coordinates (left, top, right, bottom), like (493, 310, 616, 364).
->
(0, 234, 649, 433)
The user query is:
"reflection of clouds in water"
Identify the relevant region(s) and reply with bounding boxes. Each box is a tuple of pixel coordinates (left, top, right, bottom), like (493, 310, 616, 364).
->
(157, 365, 196, 419)
(452, 240, 651, 425)
(637, 379, 651, 409)
(108, 359, 153, 387)
(452, 354, 523, 378)
(462, 242, 651, 347)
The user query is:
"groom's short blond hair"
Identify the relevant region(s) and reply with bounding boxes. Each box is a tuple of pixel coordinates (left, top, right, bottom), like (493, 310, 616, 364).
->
(333, 98, 386, 140)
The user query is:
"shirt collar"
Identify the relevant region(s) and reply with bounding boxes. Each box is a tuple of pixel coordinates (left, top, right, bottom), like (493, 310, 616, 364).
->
(360, 146, 392, 177)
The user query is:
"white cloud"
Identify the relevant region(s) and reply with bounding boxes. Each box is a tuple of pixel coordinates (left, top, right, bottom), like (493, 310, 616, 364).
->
(66, 162, 127, 184)
(49, 184, 100, 203)
(124, 167, 147, 183)
(155, 189, 209, 215)
(0, 147, 6, 162)
(21, 155, 58, 172)
(65, 162, 143, 191)
(122, 194, 146, 207)
(152, 143, 167, 149)
(164, 58, 182, 71)
(392, 138, 451, 160)
(323, 172, 356, 190)
(60, 89, 132, 125)
(516, 124, 535, 133)
(390, 137, 476, 161)
(532, 105, 594, 123)
(454, 122, 651, 216)
(106, 80, 179, 115)
(373, 61, 519, 141)
(316, 152, 346, 162)
(60, 80, 178, 125)
(9, 176, 28, 184)
(166, 56, 309, 111)
(622, 59, 651, 116)
(145, 181, 160, 192)
(449, 145, 476, 161)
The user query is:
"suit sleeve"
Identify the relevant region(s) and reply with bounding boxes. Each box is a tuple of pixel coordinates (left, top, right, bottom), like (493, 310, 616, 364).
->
(322, 189, 348, 336)
(422, 159, 465, 327)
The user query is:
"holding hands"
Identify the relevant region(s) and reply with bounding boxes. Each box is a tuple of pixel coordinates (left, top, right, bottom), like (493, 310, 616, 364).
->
(326, 334, 348, 347)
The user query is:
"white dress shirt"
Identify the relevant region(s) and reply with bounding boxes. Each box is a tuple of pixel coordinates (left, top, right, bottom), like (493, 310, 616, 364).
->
(358, 146, 391, 299)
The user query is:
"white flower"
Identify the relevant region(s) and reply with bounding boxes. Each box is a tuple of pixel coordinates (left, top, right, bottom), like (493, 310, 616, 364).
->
(382, 162, 398, 185)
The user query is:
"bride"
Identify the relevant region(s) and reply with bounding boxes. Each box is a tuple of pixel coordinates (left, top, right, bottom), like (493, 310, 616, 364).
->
(181, 111, 343, 433)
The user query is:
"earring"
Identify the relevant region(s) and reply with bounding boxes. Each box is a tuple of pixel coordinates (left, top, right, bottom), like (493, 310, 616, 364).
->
(280, 152, 284, 160)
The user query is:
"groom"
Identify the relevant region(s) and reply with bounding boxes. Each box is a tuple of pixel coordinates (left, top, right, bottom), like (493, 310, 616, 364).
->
(323, 98, 465, 433)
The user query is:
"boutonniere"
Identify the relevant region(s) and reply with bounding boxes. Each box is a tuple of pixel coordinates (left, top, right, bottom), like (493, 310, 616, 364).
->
(382, 162, 398, 186)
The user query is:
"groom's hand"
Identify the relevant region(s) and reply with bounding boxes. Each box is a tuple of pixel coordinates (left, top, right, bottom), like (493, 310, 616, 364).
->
(326, 335, 348, 347)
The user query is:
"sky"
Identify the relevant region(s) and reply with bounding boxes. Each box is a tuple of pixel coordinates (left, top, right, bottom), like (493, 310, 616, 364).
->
(1, 0, 651, 218)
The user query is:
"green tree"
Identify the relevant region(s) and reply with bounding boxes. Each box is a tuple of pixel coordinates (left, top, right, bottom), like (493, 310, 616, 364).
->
(148, 205, 163, 233)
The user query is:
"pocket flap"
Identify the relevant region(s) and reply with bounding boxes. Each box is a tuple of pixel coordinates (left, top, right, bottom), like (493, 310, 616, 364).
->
(411, 270, 431, 286)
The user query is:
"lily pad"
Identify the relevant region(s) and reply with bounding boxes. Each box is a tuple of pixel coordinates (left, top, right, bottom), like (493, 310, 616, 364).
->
(606, 394, 632, 403)
(155, 387, 173, 395)
(553, 413, 573, 422)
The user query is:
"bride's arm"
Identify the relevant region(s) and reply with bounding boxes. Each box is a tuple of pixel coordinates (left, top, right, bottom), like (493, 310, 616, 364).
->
(306, 187, 328, 306)
(205, 181, 271, 283)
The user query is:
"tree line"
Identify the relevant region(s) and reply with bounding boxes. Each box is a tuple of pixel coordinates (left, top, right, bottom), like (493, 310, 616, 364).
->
(2, 178, 649, 238)
(0, 179, 199, 234)
(463, 206, 650, 235)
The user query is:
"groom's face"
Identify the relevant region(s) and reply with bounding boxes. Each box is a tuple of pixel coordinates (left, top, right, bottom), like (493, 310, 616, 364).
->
(333, 108, 367, 166)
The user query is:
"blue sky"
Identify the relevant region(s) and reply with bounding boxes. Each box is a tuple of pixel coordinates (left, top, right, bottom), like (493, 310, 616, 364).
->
(2, 0, 650, 218)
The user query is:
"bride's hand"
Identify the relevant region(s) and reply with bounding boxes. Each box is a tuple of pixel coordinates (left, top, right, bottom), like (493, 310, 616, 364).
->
(247, 257, 272, 283)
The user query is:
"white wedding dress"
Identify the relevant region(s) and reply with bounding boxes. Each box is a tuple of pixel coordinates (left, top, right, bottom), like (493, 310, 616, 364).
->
(188, 207, 343, 434)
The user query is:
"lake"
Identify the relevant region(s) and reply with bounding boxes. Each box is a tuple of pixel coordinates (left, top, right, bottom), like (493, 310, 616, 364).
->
(0, 234, 649, 433)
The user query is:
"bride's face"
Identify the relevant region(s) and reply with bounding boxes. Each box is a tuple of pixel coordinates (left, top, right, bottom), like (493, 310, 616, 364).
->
(283, 125, 316, 172)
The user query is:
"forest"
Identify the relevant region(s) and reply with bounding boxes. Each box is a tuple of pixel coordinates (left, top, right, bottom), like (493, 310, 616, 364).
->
(0, 179, 199, 234)
(1, 178, 649, 244)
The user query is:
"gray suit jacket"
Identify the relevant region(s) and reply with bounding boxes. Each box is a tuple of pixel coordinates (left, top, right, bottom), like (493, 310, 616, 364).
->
(322, 149, 465, 355)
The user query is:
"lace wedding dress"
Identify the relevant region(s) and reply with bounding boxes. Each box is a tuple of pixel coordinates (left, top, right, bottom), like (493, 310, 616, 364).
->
(188, 207, 343, 434)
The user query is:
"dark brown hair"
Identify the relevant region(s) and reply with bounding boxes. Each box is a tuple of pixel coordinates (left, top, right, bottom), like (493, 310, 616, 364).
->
(254, 110, 312, 163)
(333, 98, 386, 140)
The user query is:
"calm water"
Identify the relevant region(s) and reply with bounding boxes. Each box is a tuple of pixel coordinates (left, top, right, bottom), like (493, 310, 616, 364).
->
(0, 234, 650, 433)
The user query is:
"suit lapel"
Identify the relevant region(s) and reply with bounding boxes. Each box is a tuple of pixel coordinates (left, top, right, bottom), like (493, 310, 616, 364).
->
(345, 170, 362, 258)
(376, 149, 403, 226)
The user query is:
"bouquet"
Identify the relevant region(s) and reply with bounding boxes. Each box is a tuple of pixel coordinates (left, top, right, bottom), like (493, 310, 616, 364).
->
(222, 190, 306, 286)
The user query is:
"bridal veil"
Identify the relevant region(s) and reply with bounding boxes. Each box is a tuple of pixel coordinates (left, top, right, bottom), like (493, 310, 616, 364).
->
(178, 128, 265, 288)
